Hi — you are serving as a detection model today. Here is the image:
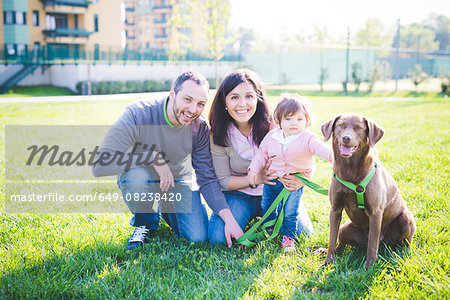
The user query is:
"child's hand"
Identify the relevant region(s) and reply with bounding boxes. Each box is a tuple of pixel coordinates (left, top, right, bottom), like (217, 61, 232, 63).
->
(247, 170, 258, 186)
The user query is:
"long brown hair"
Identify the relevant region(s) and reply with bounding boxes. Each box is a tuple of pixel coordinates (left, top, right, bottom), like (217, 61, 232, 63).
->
(209, 69, 271, 147)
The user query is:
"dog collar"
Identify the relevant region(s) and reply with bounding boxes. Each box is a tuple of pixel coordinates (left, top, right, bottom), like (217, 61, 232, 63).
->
(333, 163, 378, 209)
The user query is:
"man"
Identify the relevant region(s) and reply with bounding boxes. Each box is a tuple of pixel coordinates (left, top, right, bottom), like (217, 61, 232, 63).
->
(92, 71, 243, 249)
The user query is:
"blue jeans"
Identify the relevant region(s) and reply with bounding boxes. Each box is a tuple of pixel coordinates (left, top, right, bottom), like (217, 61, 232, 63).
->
(208, 191, 262, 245)
(117, 167, 208, 242)
(262, 180, 314, 239)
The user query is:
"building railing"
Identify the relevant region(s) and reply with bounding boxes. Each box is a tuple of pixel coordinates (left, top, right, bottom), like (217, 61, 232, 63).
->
(40, 0, 92, 8)
(154, 19, 168, 24)
(154, 34, 168, 38)
(0, 45, 242, 65)
(43, 28, 93, 37)
(152, 5, 172, 9)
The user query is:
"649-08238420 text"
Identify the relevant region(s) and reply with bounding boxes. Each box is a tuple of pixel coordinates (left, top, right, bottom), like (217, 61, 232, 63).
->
(9, 192, 183, 202)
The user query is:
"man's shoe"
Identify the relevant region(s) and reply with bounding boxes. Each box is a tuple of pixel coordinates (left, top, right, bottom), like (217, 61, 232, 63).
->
(282, 236, 296, 253)
(127, 225, 155, 250)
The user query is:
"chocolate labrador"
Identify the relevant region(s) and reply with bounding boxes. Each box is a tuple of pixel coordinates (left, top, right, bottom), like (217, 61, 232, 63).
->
(319, 113, 415, 270)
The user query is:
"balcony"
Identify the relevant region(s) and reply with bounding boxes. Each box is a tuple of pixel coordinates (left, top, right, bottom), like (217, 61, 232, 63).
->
(41, 0, 91, 7)
(154, 19, 168, 24)
(152, 5, 172, 9)
(43, 28, 92, 44)
(41, 0, 91, 14)
(154, 34, 168, 38)
(125, 20, 136, 26)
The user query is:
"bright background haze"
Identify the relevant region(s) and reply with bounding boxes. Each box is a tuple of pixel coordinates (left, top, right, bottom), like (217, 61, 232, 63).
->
(230, 0, 450, 42)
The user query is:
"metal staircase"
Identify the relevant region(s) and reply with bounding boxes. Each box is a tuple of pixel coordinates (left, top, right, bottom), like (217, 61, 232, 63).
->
(0, 63, 41, 94)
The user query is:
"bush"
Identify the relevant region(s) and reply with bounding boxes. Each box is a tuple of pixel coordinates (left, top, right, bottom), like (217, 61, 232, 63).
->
(351, 62, 363, 92)
(75, 79, 175, 95)
(410, 65, 428, 92)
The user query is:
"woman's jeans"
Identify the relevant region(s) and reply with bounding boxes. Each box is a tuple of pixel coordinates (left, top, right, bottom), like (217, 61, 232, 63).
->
(262, 180, 314, 239)
(117, 167, 208, 242)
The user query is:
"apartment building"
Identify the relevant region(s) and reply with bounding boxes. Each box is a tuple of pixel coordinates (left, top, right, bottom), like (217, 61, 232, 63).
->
(124, 0, 172, 51)
(1, 0, 124, 58)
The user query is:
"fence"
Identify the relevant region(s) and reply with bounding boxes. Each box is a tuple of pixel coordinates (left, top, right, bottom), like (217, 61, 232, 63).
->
(0, 45, 242, 65)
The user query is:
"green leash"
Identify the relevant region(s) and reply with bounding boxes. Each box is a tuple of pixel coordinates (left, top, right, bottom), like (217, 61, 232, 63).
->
(333, 163, 378, 209)
(236, 173, 328, 247)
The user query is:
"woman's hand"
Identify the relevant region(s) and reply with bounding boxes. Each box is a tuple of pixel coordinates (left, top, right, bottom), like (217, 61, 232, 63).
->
(259, 160, 276, 185)
(247, 170, 258, 186)
(278, 174, 304, 191)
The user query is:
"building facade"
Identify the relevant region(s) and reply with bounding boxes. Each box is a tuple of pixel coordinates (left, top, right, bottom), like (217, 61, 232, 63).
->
(124, 0, 172, 51)
(1, 0, 124, 59)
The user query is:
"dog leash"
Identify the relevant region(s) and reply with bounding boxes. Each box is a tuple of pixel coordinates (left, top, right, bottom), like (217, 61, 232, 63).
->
(333, 163, 378, 209)
(236, 173, 328, 247)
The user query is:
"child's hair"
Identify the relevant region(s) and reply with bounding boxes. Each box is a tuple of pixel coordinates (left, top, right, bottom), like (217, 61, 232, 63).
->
(273, 93, 315, 127)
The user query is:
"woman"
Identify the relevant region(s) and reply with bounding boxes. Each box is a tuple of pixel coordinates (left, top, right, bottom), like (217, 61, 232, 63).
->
(207, 69, 314, 245)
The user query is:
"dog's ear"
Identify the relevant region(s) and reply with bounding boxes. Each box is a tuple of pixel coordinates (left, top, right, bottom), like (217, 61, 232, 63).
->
(364, 118, 384, 147)
(321, 115, 341, 142)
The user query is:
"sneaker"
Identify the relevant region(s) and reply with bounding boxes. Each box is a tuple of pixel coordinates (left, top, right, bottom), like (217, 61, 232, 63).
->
(282, 236, 296, 253)
(127, 225, 155, 250)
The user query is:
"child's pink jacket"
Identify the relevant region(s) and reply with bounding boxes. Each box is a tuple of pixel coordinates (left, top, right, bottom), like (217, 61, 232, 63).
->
(249, 128, 332, 181)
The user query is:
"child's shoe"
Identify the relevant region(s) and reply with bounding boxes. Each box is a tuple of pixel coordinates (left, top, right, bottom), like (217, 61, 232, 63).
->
(282, 236, 296, 253)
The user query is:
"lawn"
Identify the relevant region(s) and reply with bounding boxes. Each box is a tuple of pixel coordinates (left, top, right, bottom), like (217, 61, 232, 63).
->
(0, 93, 449, 299)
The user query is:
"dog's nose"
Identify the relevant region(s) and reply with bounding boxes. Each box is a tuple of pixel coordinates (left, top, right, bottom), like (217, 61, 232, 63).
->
(342, 135, 351, 144)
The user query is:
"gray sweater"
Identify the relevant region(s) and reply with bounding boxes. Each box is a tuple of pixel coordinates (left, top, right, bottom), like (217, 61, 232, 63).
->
(92, 97, 228, 214)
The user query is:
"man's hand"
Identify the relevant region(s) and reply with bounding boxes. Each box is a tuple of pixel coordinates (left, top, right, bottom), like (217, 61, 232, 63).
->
(218, 208, 244, 247)
(153, 163, 174, 192)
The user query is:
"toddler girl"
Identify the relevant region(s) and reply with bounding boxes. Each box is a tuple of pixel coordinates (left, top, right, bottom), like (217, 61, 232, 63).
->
(248, 93, 332, 252)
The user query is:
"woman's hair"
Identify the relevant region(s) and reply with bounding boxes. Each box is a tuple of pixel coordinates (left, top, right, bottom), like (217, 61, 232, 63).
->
(273, 93, 315, 127)
(209, 69, 271, 147)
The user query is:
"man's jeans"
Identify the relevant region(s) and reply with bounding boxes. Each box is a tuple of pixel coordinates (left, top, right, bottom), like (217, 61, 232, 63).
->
(262, 180, 314, 239)
(117, 167, 208, 242)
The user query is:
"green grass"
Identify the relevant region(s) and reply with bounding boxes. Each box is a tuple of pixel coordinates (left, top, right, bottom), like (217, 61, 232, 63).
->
(0, 85, 75, 98)
(0, 94, 449, 299)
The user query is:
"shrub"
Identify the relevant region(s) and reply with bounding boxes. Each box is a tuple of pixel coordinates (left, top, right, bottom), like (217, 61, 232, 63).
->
(410, 65, 429, 92)
(75, 79, 176, 95)
(351, 62, 363, 92)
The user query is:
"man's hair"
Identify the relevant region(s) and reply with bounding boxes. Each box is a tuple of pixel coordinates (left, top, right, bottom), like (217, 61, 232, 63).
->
(172, 71, 209, 94)
(274, 93, 314, 127)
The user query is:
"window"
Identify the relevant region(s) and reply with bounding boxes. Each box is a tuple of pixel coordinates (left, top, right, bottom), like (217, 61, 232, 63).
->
(16, 44, 26, 56)
(4, 11, 14, 24)
(145, 27, 150, 35)
(94, 14, 99, 32)
(6, 44, 15, 55)
(146, 42, 150, 48)
(46, 15, 56, 30)
(15, 12, 25, 25)
(32, 11, 39, 26)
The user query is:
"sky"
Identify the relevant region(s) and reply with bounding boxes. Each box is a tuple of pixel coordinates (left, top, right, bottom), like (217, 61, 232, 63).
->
(230, 0, 450, 42)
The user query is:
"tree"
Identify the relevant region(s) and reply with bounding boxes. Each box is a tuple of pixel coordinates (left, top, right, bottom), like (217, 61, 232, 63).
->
(203, 0, 231, 85)
(399, 23, 439, 51)
(355, 18, 393, 48)
(168, 0, 194, 60)
(235, 27, 254, 55)
(424, 13, 450, 51)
